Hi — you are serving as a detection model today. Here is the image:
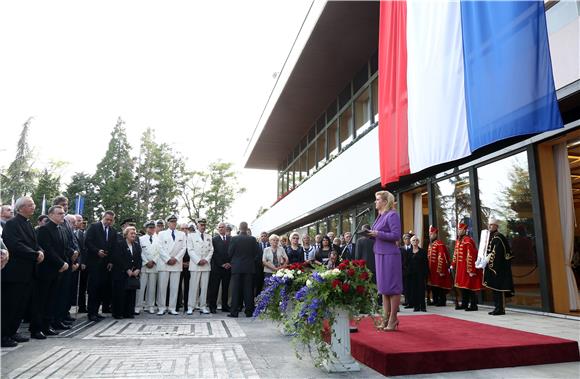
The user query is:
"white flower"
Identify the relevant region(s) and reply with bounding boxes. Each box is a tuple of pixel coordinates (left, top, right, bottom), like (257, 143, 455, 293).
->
(306, 279, 312, 287)
(275, 270, 284, 277)
(332, 268, 340, 274)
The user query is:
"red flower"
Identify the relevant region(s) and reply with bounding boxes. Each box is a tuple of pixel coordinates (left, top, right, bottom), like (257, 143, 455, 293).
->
(347, 268, 355, 277)
(359, 271, 369, 281)
(332, 279, 341, 288)
(342, 259, 350, 265)
(356, 285, 365, 294)
(341, 283, 350, 293)
(357, 260, 367, 267)
(338, 263, 347, 270)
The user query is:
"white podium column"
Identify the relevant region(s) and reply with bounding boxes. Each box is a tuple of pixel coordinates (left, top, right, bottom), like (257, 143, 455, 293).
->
(323, 308, 360, 372)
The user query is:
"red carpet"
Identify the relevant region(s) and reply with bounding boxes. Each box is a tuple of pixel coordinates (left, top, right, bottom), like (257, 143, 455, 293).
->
(348, 315, 579, 376)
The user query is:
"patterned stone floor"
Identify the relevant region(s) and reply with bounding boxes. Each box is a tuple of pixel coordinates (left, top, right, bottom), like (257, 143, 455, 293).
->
(1, 307, 579, 378)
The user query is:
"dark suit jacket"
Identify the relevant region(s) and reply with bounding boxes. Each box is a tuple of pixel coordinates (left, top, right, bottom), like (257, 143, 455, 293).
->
(36, 221, 70, 280)
(355, 236, 375, 274)
(228, 234, 261, 274)
(84, 221, 117, 268)
(74, 229, 86, 264)
(211, 234, 231, 269)
(110, 240, 142, 280)
(1, 214, 41, 283)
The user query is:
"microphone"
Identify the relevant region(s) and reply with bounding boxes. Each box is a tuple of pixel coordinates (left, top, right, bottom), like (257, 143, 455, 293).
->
(355, 207, 371, 218)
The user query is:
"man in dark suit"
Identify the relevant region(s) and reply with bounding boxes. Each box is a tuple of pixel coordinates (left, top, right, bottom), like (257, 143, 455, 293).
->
(31, 205, 70, 339)
(72, 214, 89, 313)
(1, 196, 44, 347)
(341, 232, 356, 260)
(84, 210, 117, 322)
(208, 222, 231, 314)
(227, 222, 261, 318)
(254, 231, 269, 297)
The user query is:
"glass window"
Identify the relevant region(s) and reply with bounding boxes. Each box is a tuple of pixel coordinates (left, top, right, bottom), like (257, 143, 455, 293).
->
(326, 99, 337, 121)
(307, 224, 317, 239)
(308, 125, 316, 144)
(300, 152, 308, 178)
(433, 172, 472, 255)
(372, 78, 378, 120)
(318, 220, 328, 236)
(339, 83, 352, 110)
(307, 143, 316, 173)
(300, 136, 308, 152)
(327, 121, 338, 159)
(317, 131, 326, 166)
(316, 114, 326, 135)
(341, 210, 353, 235)
(477, 151, 540, 309)
(339, 106, 354, 149)
(281, 172, 288, 194)
(370, 50, 378, 75)
(354, 89, 371, 136)
(288, 169, 294, 190)
(277, 174, 283, 197)
(329, 216, 339, 236)
(353, 63, 368, 94)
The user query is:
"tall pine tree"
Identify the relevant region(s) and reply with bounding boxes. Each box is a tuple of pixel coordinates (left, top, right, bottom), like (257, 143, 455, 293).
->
(31, 167, 61, 222)
(92, 117, 137, 227)
(2, 117, 37, 201)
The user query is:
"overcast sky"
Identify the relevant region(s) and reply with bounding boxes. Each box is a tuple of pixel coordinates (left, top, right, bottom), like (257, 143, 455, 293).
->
(0, 0, 313, 224)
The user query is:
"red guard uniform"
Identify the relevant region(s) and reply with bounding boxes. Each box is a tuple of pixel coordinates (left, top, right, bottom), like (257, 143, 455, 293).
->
(427, 239, 452, 290)
(452, 235, 482, 291)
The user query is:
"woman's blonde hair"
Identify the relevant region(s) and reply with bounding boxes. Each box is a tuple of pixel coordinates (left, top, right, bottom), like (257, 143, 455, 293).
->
(375, 190, 395, 210)
(123, 226, 136, 238)
(269, 234, 280, 242)
(289, 231, 300, 241)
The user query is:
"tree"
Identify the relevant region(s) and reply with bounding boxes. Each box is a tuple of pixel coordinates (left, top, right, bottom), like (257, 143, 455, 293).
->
(92, 117, 137, 227)
(31, 166, 62, 222)
(256, 206, 269, 219)
(203, 161, 246, 230)
(177, 168, 209, 222)
(135, 128, 158, 224)
(65, 172, 100, 222)
(2, 117, 37, 201)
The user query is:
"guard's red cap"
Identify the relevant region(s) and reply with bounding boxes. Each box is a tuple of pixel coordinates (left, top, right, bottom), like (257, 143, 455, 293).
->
(429, 225, 438, 234)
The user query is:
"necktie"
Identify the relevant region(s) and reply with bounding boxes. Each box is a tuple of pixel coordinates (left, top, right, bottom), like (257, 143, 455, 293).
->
(149, 235, 153, 244)
(172, 230, 175, 241)
(222, 235, 226, 242)
(105, 226, 109, 241)
(200, 233, 204, 241)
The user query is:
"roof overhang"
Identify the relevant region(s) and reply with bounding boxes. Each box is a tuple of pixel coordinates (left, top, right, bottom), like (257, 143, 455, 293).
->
(243, 1, 379, 170)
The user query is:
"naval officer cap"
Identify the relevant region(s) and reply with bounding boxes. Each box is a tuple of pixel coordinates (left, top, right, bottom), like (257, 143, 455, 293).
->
(197, 218, 207, 225)
(121, 217, 136, 226)
(144, 220, 156, 228)
(156, 219, 165, 226)
(166, 214, 178, 222)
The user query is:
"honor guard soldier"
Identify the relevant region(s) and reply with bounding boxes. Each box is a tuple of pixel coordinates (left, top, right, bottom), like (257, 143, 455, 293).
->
(451, 222, 482, 311)
(136, 220, 159, 314)
(427, 226, 452, 306)
(483, 216, 514, 315)
(156, 215, 186, 315)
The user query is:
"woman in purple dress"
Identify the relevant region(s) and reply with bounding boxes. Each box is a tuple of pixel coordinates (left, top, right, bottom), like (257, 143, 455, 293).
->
(369, 190, 402, 331)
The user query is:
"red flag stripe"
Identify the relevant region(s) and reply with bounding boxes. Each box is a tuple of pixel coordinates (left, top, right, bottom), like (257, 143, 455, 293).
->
(378, 0, 409, 186)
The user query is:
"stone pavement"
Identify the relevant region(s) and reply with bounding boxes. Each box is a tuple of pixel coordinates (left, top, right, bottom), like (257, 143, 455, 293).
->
(1, 305, 579, 378)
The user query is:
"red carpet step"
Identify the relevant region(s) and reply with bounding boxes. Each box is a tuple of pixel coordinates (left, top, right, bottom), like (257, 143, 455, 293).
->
(349, 314, 579, 376)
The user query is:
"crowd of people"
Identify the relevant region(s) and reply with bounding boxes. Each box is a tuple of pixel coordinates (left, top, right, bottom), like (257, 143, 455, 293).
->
(0, 190, 514, 347)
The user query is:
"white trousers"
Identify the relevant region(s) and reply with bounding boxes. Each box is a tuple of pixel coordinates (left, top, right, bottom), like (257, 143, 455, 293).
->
(188, 271, 210, 311)
(157, 271, 180, 312)
(136, 272, 158, 309)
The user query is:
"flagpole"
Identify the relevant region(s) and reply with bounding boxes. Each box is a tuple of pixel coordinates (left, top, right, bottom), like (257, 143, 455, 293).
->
(41, 194, 46, 215)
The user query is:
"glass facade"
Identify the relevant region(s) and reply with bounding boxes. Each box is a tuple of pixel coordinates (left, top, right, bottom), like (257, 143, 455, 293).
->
(477, 151, 540, 308)
(276, 54, 379, 197)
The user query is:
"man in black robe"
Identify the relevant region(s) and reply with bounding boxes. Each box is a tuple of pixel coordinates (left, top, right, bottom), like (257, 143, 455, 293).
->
(483, 216, 514, 316)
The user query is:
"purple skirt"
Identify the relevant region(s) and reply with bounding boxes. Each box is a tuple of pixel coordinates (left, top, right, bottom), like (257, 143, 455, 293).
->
(374, 253, 403, 295)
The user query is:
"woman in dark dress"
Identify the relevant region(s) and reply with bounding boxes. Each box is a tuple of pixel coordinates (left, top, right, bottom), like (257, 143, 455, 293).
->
(111, 226, 142, 319)
(314, 236, 333, 265)
(407, 235, 428, 312)
(285, 232, 305, 265)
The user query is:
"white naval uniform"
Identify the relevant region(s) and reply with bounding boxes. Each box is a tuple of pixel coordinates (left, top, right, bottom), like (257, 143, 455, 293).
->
(187, 231, 214, 311)
(136, 233, 159, 310)
(156, 228, 186, 312)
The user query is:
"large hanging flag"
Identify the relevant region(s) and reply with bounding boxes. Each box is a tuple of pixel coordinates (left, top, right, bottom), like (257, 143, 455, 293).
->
(378, 0, 563, 186)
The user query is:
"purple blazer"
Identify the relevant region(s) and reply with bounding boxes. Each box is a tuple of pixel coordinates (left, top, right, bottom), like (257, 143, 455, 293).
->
(372, 210, 402, 256)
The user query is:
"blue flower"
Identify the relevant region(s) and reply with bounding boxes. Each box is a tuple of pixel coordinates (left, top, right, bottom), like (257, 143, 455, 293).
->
(295, 286, 308, 301)
(312, 272, 324, 283)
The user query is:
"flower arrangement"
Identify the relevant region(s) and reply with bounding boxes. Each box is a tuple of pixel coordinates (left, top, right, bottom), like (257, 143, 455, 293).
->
(254, 259, 378, 367)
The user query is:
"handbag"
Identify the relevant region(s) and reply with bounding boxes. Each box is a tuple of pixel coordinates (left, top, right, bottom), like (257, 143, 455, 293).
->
(126, 276, 140, 290)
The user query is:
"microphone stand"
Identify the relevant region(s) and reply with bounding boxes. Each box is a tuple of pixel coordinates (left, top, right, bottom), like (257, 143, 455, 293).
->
(341, 208, 372, 333)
